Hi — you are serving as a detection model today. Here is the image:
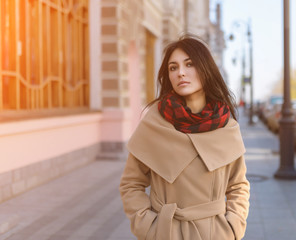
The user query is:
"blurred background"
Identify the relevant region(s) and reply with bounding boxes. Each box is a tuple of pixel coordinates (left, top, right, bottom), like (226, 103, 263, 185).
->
(220, 0, 296, 102)
(0, 0, 295, 215)
(1, 1, 296, 239)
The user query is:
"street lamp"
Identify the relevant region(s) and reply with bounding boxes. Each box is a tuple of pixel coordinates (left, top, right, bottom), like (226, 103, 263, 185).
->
(229, 30, 246, 109)
(248, 22, 254, 125)
(229, 20, 254, 125)
(274, 0, 296, 179)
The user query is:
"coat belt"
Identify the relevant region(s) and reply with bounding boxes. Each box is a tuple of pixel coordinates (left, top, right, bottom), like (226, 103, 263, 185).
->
(150, 191, 226, 240)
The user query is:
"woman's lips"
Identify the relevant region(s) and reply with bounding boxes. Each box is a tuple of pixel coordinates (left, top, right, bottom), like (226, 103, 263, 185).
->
(178, 81, 190, 86)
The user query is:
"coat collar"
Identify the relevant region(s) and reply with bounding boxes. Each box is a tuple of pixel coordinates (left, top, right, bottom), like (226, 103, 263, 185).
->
(127, 103, 245, 183)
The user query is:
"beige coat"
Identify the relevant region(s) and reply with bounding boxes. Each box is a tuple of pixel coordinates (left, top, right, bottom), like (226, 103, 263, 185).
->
(119, 103, 250, 240)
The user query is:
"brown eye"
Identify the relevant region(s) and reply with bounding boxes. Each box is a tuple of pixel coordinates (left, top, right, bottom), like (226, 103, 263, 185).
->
(169, 66, 177, 71)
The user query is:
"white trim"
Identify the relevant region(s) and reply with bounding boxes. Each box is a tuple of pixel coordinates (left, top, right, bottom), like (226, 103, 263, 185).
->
(89, 0, 102, 110)
(154, 37, 163, 96)
(142, 0, 163, 37)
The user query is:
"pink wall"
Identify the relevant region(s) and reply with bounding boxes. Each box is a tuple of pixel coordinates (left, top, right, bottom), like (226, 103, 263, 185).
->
(99, 109, 132, 142)
(128, 41, 143, 131)
(97, 42, 143, 144)
(0, 113, 102, 174)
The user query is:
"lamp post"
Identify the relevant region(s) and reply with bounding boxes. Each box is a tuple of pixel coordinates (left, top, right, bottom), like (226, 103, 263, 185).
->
(248, 22, 254, 125)
(229, 32, 246, 109)
(229, 20, 254, 125)
(274, 0, 296, 179)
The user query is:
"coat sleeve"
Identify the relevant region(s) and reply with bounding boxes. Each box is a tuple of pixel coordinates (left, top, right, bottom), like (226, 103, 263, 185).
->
(225, 155, 250, 240)
(119, 153, 158, 240)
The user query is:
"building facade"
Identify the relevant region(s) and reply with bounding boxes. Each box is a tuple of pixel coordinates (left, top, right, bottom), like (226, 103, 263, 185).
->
(0, 0, 224, 203)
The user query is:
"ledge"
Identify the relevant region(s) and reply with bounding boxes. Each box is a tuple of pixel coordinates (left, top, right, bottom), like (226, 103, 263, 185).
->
(0, 108, 101, 123)
(0, 108, 102, 137)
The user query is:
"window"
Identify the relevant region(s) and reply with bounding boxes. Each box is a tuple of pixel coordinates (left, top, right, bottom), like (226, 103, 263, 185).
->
(0, 0, 89, 110)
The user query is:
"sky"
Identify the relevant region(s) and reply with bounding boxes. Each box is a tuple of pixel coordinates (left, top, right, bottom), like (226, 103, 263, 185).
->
(210, 0, 296, 102)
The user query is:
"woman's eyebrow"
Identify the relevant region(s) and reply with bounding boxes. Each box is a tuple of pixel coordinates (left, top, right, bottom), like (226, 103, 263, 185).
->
(168, 58, 191, 65)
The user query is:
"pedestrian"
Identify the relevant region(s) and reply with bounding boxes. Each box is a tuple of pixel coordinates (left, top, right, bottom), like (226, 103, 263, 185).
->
(119, 34, 250, 240)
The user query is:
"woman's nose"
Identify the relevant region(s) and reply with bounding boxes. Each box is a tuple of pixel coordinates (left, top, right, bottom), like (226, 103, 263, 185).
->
(178, 67, 185, 77)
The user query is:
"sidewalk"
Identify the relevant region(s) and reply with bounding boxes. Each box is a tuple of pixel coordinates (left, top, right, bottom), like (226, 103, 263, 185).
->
(0, 109, 295, 240)
(239, 110, 296, 240)
(0, 160, 133, 240)
(239, 111, 296, 240)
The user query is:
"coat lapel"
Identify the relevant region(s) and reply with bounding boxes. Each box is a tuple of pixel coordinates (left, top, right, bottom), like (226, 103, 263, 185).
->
(127, 103, 245, 183)
(127, 104, 197, 184)
(187, 118, 246, 171)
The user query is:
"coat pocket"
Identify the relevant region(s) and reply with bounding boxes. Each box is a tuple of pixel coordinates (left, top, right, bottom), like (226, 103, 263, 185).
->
(146, 217, 158, 240)
(211, 214, 235, 240)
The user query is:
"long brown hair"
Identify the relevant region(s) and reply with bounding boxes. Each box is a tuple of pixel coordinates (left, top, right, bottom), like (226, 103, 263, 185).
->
(147, 34, 237, 120)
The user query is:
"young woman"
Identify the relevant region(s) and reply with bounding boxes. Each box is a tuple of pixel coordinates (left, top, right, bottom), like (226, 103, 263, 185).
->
(119, 35, 250, 240)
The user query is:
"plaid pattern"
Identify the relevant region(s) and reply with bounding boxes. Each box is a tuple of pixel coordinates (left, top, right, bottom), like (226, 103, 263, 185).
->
(158, 92, 230, 133)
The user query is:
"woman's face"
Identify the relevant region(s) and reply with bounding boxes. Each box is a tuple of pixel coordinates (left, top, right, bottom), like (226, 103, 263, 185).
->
(168, 48, 203, 101)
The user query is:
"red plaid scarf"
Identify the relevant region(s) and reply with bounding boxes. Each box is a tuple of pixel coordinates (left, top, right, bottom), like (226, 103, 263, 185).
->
(158, 92, 230, 133)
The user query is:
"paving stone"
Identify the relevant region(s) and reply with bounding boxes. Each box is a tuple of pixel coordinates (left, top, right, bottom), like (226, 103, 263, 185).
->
(0, 214, 19, 235)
